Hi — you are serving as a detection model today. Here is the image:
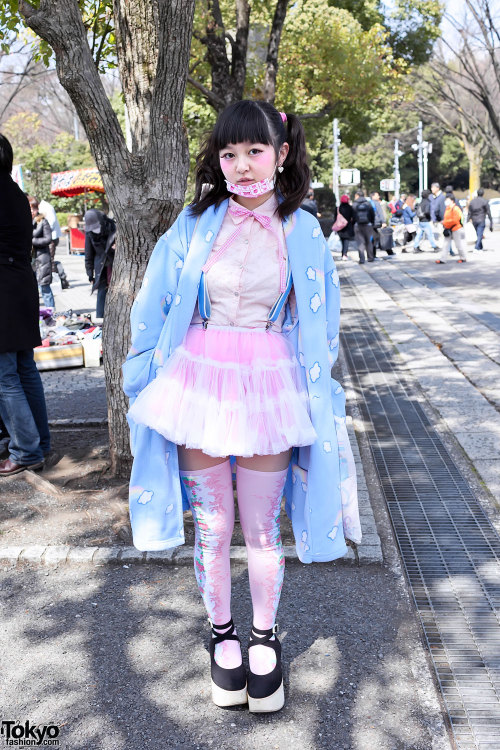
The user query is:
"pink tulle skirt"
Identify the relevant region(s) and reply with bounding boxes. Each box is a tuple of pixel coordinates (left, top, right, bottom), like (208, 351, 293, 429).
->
(128, 325, 317, 457)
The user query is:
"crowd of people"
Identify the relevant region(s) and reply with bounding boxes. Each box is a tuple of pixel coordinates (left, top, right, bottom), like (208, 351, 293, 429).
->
(311, 182, 495, 265)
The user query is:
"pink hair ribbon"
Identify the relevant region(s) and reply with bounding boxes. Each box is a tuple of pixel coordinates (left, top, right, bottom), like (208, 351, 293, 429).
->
(279, 112, 287, 123)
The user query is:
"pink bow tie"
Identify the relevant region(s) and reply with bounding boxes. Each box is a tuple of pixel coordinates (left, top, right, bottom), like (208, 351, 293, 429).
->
(202, 203, 286, 292)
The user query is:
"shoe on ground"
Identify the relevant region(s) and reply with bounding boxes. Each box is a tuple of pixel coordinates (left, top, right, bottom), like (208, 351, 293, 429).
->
(457, 259, 467, 263)
(0, 457, 44, 476)
(414, 248, 424, 253)
(247, 625, 284, 713)
(359, 261, 365, 264)
(208, 618, 247, 708)
(435, 260, 445, 264)
(60, 280, 70, 289)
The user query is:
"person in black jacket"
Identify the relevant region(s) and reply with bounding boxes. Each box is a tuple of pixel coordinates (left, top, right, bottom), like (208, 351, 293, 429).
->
(332, 194, 355, 259)
(413, 189, 437, 252)
(352, 190, 375, 263)
(0, 134, 50, 476)
(301, 188, 319, 218)
(28, 196, 55, 308)
(467, 188, 493, 250)
(84, 209, 116, 318)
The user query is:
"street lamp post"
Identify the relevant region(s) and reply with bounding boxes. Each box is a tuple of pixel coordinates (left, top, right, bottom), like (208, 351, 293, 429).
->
(394, 139, 402, 199)
(332, 118, 341, 205)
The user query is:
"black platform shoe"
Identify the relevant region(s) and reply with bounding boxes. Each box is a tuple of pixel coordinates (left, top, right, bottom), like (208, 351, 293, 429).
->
(247, 624, 285, 713)
(208, 618, 247, 707)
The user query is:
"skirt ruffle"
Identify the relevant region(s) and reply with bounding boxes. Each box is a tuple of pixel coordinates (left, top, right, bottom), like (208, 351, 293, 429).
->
(128, 325, 317, 457)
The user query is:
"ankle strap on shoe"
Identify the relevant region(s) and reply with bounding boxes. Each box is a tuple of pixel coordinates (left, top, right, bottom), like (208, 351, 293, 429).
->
(252, 624, 278, 637)
(208, 617, 240, 645)
(208, 617, 233, 631)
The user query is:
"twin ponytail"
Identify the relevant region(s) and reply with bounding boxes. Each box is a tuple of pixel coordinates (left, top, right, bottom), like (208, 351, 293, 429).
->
(275, 112, 310, 219)
(190, 100, 310, 219)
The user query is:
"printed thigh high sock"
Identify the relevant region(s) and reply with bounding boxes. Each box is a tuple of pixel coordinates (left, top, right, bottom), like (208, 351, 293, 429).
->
(236, 464, 287, 675)
(180, 460, 241, 670)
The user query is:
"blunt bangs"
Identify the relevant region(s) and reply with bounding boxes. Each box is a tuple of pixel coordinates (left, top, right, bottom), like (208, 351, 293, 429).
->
(212, 101, 281, 152)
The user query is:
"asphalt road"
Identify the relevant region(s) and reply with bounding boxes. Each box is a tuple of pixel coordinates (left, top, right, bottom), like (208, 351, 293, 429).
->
(0, 561, 449, 750)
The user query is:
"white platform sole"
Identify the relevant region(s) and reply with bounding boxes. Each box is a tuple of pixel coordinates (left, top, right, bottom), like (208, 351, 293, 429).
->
(248, 681, 285, 713)
(211, 680, 248, 707)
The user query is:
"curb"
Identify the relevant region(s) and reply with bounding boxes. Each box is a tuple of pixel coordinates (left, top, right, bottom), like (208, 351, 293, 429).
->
(49, 418, 108, 427)
(0, 542, 382, 568)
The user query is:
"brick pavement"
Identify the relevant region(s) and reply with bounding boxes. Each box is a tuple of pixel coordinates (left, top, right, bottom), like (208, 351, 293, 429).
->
(339, 233, 500, 514)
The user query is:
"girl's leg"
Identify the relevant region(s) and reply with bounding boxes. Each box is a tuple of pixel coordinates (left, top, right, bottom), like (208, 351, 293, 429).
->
(178, 448, 241, 669)
(236, 450, 291, 675)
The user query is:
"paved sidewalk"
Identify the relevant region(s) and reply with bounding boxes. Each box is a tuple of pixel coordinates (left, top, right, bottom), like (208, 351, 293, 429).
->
(339, 245, 500, 514)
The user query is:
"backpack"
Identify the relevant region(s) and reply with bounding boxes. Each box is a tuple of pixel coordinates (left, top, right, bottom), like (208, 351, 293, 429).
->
(416, 201, 426, 220)
(355, 200, 371, 224)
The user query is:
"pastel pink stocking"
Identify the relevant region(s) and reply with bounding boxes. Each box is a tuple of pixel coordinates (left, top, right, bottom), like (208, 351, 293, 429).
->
(180, 461, 241, 670)
(236, 464, 287, 675)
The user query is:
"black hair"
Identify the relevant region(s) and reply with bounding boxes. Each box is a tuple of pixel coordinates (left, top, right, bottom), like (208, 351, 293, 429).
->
(477, 187, 484, 196)
(355, 190, 364, 198)
(0, 133, 13, 174)
(190, 100, 310, 220)
(421, 189, 430, 198)
(445, 184, 454, 193)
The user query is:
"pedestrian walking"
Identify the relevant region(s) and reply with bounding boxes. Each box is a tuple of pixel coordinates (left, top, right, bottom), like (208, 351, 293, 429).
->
(84, 209, 116, 318)
(29, 196, 55, 308)
(332, 193, 355, 259)
(435, 196, 467, 264)
(0, 134, 50, 476)
(413, 189, 437, 252)
(467, 188, 493, 250)
(401, 194, 417, 253)
(123, 100, 361, 714)
(369, 191, 393, 256)
(38, 198, 70, 288)
(352, 189, 375, 263)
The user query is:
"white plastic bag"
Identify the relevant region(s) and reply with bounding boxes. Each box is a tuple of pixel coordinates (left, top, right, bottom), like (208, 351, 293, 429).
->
(327, 232, 342, 254)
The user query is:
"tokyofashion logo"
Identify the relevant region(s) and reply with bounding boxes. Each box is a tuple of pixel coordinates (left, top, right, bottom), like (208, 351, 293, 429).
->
(0, 721, 60, 747)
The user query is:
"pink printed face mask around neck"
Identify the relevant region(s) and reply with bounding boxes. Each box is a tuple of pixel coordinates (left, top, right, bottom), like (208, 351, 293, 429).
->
(224, 174, 275, 198)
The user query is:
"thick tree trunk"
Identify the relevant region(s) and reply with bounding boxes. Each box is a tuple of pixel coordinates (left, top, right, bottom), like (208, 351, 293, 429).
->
(20, 0, 196, 478)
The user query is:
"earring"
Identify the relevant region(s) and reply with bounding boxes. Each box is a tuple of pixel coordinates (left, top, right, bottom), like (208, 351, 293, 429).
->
(278, 165, 284, 173)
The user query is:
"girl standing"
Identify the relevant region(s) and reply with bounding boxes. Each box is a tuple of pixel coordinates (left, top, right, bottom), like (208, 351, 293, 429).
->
(124, 100, 361, 713)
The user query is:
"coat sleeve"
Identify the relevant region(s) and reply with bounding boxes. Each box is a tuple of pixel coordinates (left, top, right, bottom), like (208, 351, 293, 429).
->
(32, 219, 52, 247)
(122, 214, 187, 399)
(323, 240, 341, 370)
(85, 233, 95, 280)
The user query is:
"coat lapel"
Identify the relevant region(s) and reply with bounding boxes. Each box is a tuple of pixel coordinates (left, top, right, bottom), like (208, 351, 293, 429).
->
(169, 200, 229, 349)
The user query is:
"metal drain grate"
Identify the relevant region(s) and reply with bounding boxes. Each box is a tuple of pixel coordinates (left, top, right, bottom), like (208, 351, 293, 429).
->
(340, 281, 500, 750)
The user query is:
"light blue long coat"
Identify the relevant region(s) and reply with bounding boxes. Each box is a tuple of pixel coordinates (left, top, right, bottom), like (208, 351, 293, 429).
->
(123, 200, 361, 563)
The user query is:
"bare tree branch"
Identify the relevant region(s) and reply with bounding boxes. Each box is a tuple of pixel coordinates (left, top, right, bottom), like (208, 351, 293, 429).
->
(187, 73, 225, 109)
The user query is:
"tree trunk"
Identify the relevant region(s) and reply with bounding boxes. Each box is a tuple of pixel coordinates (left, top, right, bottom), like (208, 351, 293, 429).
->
(263, 0, 290, 103)
(464, 141, 483, 196)
(20, 0, 196, 477)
